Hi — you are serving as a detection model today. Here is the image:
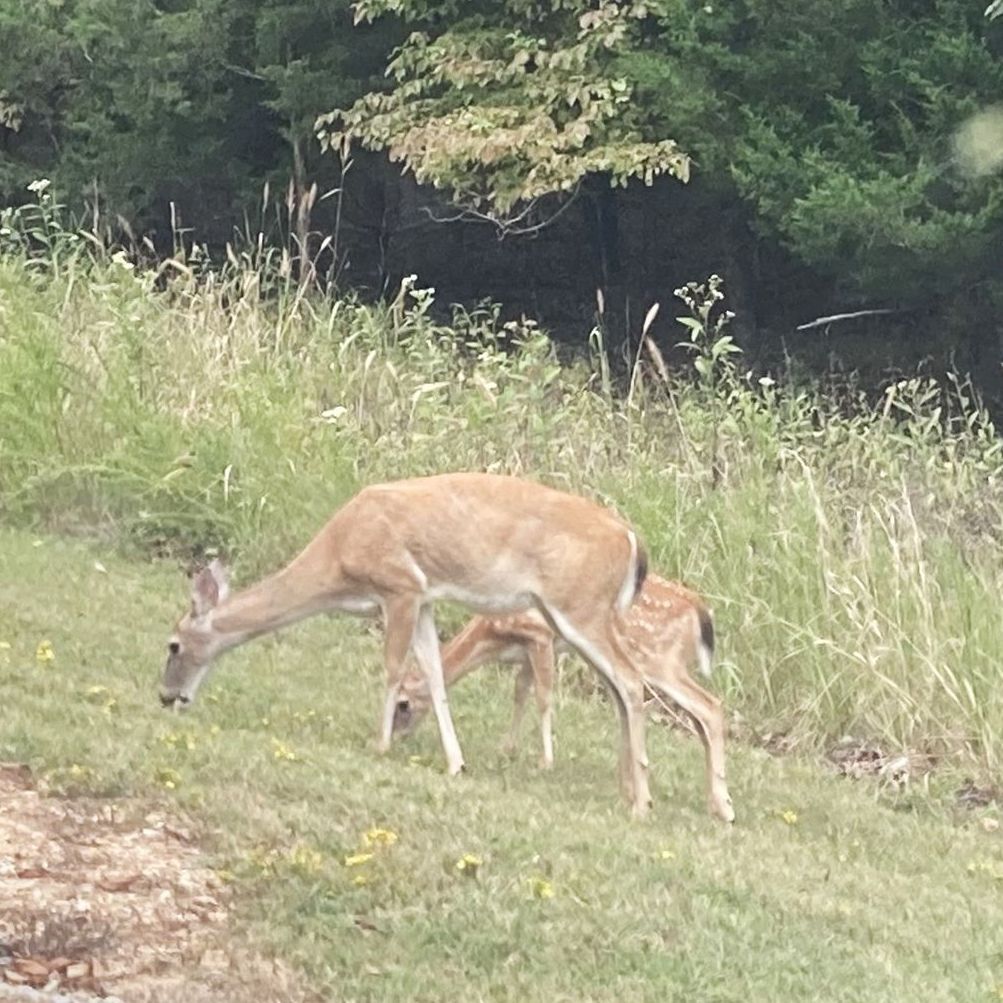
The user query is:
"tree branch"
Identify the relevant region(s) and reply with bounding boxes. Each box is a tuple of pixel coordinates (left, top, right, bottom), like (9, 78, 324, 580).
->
(420, 184, 582, 238)
(795, 308, 904, 332)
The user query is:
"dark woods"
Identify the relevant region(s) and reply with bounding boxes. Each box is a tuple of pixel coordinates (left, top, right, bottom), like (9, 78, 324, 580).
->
(2, 0, 1002, 399)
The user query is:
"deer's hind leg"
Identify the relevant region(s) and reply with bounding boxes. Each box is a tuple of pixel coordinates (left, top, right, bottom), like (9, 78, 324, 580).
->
(411, 605, 466, 776)
(650, 673, 734, 822)
(541, 605, 652, 818)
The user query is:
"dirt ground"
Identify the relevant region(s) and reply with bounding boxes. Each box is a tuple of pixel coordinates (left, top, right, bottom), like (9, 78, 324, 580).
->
(0, 764, 314, 1003)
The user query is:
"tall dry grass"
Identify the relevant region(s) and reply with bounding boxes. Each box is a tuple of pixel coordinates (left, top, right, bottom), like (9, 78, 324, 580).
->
(2, 192, 1003, 769)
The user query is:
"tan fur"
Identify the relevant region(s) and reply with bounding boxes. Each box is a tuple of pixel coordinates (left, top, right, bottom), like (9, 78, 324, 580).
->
(394, 574, 735, 822)
(160, 472, 654, 815)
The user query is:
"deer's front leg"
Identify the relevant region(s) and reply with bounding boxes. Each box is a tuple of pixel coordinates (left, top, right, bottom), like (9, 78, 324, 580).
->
(378, 596, 419, 755)
(411, 606, 466, 776)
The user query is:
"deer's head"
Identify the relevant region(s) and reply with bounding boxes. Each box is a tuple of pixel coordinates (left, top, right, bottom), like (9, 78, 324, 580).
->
(160, 560, 229, 710)
(390, 667, 434, 738)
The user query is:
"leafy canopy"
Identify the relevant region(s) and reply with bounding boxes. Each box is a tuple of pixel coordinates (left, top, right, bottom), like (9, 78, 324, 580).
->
(319, 1, 690, 219)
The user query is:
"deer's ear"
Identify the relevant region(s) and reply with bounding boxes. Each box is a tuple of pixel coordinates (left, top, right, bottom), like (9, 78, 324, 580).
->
(191, 560, 229, 617)
(207, 558, 230, 601)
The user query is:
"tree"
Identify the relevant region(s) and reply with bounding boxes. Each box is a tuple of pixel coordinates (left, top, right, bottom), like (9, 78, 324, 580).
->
(320, 0, 690, 230)
(0, 0, 396, 243)
(621, 0, 1003, 307)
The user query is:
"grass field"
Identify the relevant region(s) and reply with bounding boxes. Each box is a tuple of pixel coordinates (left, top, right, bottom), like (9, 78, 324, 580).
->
(3, 212, 1003, 1000)
(3, 528, 1003, 1002)
(4, 246, 1003, 768)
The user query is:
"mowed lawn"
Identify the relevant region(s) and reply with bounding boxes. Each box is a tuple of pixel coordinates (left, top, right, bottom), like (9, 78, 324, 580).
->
(2, 527, 1002, 1003)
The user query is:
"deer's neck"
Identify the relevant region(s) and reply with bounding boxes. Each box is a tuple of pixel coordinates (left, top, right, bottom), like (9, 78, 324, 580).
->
(209, 564, 333, 651)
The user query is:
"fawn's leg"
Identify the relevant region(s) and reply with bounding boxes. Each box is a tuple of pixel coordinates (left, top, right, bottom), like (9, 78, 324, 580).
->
(503, 658, 534, 756)
(528, 641, 556, 769)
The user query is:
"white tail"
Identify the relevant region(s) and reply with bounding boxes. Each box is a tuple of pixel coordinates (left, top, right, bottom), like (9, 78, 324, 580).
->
(160, 472, 657, 817)
(394, 574, 734, 822)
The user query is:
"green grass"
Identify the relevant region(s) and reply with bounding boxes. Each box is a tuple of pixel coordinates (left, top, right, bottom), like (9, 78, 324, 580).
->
(3, 222, 1003, 995)
(3, 529, 1003, 1002)
(3, 245, 1003, 765)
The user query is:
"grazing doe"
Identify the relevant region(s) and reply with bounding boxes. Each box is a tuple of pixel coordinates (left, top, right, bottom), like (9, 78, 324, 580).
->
(159, 472, 660, 816)
(392, 574, 734, 822)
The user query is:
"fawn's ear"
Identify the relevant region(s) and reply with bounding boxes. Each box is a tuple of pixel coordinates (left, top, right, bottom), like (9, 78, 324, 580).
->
(190, 560, 230, 617)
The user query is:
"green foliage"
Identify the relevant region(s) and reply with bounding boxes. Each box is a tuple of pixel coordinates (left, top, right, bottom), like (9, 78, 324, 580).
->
(0, 0, 396, 227)
(321, 1, 689, 218)
(636, 0, 1003, 300)
(3, 0, 1002, 333)
(316, 0, 1003, 304)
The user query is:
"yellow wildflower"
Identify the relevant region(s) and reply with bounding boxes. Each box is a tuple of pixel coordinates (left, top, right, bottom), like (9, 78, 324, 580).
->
(352, 874, 370, 886)
(529, 876, 555, 900)
(35, 640, 55, 664)
(155, 767, 182, 790)
(657, 849, 676, 861)
(289, 845, 324, 875)
(455, 853, 482, 875)
(363, 827, 399, 848)
(968, 859, 1003, 880)
(248, 849, 275, 873)
(271, 739, 298, 761)
(161, 731, 197, 750)
(344, 852, 374, 868)
(781, 810, 798, 826)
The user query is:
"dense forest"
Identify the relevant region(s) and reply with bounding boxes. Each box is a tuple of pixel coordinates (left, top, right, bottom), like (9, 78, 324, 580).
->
(3, 0, 1003, 391)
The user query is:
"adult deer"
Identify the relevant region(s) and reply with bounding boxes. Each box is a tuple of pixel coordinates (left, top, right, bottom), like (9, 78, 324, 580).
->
(392, 575, 735, 822)
(159, 472, 656, 815)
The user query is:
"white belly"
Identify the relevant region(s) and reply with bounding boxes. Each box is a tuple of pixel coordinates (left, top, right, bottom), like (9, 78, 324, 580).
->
(425, 584, 537, 615)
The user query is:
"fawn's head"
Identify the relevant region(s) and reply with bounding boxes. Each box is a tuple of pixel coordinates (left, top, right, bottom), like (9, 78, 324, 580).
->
(160, 560, 229, 711)
(390, 667, 434, 738)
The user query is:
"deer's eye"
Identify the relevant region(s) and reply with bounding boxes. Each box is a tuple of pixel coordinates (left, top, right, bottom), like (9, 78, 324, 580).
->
(168, 641, 181, 655)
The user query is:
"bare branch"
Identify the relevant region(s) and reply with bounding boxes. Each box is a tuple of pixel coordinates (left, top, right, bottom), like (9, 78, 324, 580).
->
(795, 308, 903, 332)
(419, 184, 583, 238)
